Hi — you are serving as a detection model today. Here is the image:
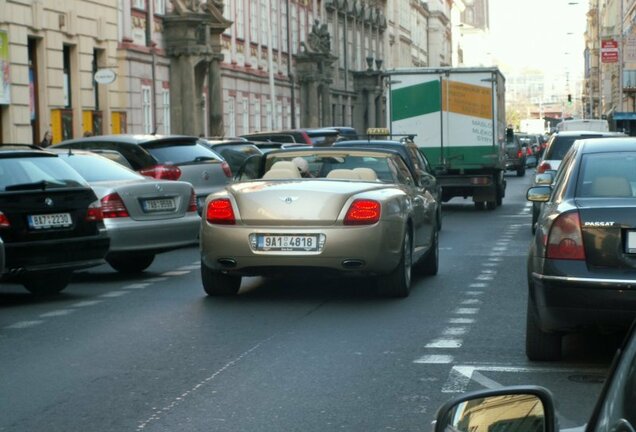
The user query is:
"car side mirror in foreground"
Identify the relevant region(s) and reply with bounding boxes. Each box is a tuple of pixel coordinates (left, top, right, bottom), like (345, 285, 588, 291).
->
(434, 386, 557, 432)
(534, 173, 554, 185)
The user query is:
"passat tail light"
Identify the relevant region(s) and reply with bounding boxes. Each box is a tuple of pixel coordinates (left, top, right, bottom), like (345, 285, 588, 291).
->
(546, 211, 585, 260)
(206, 198, 235, 224)
(85, 200, 104, 222)
(0, 211, 10, 228)
(187, 189, 198, 213)
(221, 161, 233, 178)
(139, 164, 182, 180)
(101, 193, 130, 218)
(344, 199, 381, 225)
(537, 161, 552, 174)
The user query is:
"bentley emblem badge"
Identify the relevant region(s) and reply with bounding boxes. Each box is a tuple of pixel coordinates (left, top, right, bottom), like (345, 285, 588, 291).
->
(44, 197, 54, 207)
(155, 184, 163, 192)
(280, 196, 299, 204)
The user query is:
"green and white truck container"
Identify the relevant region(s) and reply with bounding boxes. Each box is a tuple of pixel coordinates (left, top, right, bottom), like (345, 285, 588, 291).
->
(386, 67, 508, 210)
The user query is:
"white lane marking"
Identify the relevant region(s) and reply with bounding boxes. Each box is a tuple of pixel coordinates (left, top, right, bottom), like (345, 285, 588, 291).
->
(488, 257, 503, 262)
(492, 247, 508, 252)
(136, 339, 267, 431)
(5, 320, 44, 329)
(455, 308, 479, 314)
(161, 271, 190, 276)
(100, 291, 129, 298)
(71, 300, 104, 307)
(178, 265, 200, 271)
(449, 318, 475, 324)
(442, 327, 467, 336)
(480, 269, 496, 274)
(39, 309, 74, 318)
(144, 277, 167, 283)
(481, 262, 498, 267)
(124, 283, 150, 290)
(464, 291, 484, 296)
(414, 355, 454, 364)
(442, 365, 605, 393)
(461, 299, 481, 305)
(476, 275, 493, 281)
(425, 339, 462, 348)
(469, 283, 487, 288)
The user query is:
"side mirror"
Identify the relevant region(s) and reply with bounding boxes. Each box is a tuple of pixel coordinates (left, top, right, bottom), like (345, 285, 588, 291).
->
(527, 186, 552, 202)
(434, 387, 557, 432)
(534, 173, 554, 185)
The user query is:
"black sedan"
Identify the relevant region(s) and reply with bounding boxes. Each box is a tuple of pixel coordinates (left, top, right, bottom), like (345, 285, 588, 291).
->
(526, 137, 636, 360)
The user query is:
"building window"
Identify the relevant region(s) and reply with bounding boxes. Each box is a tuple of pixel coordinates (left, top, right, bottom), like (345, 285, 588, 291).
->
(265, 99, 273, 130)
(242, 97, 249, 135)
(291, 4, 298, 54)
(286, 104, 291, 129)
(227, 96, 236, 136)
(281, 4, 288, 53)
(142, 85, 153, 134)
(272, 1, 279, 50)
(63, 45, 72, 108)
(250, 2, 258, 44)
(253, 97, 261, 131)
(260, 0, 268, 45)
(236, 0, 245, 39)
(162, 89, 170, 134)
(155, 0, 165, 15)
(223, 0, 231, 35)
(133, 0, 145, 10)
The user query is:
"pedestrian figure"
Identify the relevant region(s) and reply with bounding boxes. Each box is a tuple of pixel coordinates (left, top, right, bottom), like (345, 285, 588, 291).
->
(39, 130, 52, 148)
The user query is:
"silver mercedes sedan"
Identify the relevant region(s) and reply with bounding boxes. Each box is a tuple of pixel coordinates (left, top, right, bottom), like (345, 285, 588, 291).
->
(54, 149, 201, 273)
(200, 147, 440, 298)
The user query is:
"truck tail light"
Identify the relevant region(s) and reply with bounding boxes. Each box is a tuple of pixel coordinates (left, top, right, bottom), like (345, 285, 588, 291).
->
(0, 211, 10, 228)
(139, 164, 182, 180)
(101, 193, 130, 218)
(546, 211, 585, 260)
(344, 199, 381, 225)
(206, 198, 236, 224)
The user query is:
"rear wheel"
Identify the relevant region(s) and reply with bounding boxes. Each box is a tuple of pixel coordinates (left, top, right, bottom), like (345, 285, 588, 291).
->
(486, 200, 497, 210)
(107, 253, 155, 273)
(526, 299, 562, 361)
(516, 166, 526, 177)
(377, 229, 412, 298)
(415, 230, 438, 276)
(23, 271, 72, 296)
(201, 263, 241, 296)
(474, 201, 485, 210)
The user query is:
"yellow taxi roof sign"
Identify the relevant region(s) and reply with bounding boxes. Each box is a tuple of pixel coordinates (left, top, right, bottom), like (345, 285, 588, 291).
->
(367, 127, 390, 136)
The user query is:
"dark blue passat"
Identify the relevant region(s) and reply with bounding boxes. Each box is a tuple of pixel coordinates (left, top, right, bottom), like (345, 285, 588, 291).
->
(526, 137, 636, 360)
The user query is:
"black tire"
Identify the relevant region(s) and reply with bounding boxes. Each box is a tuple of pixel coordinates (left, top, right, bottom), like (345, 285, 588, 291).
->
(531, 205, 540, 234)
(415, 229, 438, 276)
(201, 263, 241, 296)
(496, 180, 504, 206)
(377, 229, 412, 298)
(474, 201, 485, 210)
(23, 271, 72, 296)
(516, 166, 526, 177)
(107, 253, 155, 273)
(526, 299, 562, 361)
(486, 201, 497, 210)
(436, 206, 442, 231)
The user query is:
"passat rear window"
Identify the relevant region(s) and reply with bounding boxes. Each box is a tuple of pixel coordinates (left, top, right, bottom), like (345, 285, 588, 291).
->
(0, 157, 88, 191)
(143, 141, 221, 164)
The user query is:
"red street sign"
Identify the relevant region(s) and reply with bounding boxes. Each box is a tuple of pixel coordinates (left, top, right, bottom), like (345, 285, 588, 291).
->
(602, 39, 619, 63)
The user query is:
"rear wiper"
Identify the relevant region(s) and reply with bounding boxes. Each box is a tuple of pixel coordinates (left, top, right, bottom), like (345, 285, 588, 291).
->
(5, 179, 68, 191)
(193, 156, 218, 162)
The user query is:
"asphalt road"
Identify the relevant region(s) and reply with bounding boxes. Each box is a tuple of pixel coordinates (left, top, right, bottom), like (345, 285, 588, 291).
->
(0, 171, 618, 432)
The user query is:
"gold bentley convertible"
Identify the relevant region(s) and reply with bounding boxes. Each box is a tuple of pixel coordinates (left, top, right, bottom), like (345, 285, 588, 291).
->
(200, 147, 440, 297)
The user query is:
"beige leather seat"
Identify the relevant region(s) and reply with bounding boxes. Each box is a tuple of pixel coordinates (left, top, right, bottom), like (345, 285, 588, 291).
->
(262, 168, 301, 179)
(353, 167, 378, 181)
(326, 169, 361, 180)
(270, 161, 298, 171)
(590, 176, 633, 197)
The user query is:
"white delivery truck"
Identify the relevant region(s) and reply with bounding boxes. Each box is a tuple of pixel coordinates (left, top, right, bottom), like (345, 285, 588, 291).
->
(520, 118, 546, 135)
(555, 119, 609, 132)
(386, 67, 508, 210)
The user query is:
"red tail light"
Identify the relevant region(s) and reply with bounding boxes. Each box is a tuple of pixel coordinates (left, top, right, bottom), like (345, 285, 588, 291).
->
(517, 149, 523, 158)
(85, 200, 104, 222)
(187, 189, 198, 213)
(344, 199, 381, 225)
(139, 164, 182, 180)
(537, 161, 552, 174)
(0, 211, 10, 228)
(527, 147, 533, 155)
(221, 161, 233, 178)
(101, 193, 130, 218)
(206, 198, 236, 224)
(546, 211, 585, 260)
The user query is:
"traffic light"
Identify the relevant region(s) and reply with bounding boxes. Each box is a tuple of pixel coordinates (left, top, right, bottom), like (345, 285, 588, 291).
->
(567, 94, 572, 104)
